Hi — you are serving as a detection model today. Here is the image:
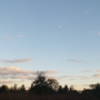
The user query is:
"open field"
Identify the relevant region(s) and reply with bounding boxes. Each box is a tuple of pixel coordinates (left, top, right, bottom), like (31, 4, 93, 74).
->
(0, 93, 99, 100)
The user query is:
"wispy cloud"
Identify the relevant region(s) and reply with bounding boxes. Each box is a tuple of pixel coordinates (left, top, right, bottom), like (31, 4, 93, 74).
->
(81, 69, 93, 73)
(1, 33, 26, 41)
(96, 69, 100, 72)
(91, 69, 100, 78)
(0, 58, 32, 63)
(44, 70, 58, 75)
(0, 66, 34, 76)
(93, 74, 100, 78)
(0, 66, 57, 85)
(0, 80, 13, 84)
(57, 74, 90, 81)
(0, 66, 57, 78)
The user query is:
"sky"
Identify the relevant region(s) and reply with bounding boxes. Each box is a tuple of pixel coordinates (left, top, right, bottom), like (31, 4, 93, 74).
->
(0, 0, 100, 90)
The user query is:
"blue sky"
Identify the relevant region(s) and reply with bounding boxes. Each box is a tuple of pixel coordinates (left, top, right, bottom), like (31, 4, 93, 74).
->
(0, 0, 100, 90)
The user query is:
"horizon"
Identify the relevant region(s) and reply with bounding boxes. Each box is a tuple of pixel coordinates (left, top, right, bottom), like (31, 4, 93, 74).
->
(0, 0, 100, 90)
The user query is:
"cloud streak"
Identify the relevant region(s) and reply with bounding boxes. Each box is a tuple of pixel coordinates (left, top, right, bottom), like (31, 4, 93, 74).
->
(58, 75, 90, 80)
(93, 74, 100, 78)
(0, 58, 32, 63)
(0, 66, 58, 85)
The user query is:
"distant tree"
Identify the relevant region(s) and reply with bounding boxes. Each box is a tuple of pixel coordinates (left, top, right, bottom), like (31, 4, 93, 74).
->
(63, 85, 69, 93)
(19, 84, 26, 92)
(58, 85, 69, 94)
(32, 72, 47, 87)
(10, 84, 18, 93)
(0, 85, 9, 93)
(13, 84, 17, 91)
(29, 72, 59, 94)
(69, 85, 79, 95)
(47, 78, 59, 91)
(89, 83, 100, 98)
(29, 72, 48, 94)
(69, 85, 74, 91)
(58, 85, 63, 93)
(90, 83, 100, 90)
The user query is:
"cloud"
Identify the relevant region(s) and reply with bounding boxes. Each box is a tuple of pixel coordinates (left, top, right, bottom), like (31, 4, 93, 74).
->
(44, 70, 58, 75)
(93, 74, 100, 78)
(0, 58, 32, 63)
(0, 66, 34, 76)
(0, 80, 13, 84)
(81, 69, 93, 73)
(57, 75, 90, 81)
(1, 33, 26, 41)
(0, 66, 34, 86)
(91, 69, 100, 78)
(0, 66, 57, 86)
(96, 69, 100, 72)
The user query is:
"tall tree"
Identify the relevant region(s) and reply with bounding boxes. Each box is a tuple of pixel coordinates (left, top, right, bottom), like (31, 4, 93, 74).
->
(29, 72, 59, 94)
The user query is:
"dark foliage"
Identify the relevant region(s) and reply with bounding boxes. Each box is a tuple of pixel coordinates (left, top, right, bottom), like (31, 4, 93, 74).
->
(29, 72, 59, 94)
(0, 85, 9, 93)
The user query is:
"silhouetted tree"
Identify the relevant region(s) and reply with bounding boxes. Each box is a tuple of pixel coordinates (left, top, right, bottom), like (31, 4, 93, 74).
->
(69, 85, 79, 95)
(89, 83, 100, 98)
(0, 85, 9, 93)
(58, 85, 69, 94)
(29, 72, 59, 94)
(63, 85, 69, 93)
(9, 84, 18, 93)
(19, 84, 26, 92)
(29, 72, 48, 94)
(58, 85, 63, 93)
(47, 78, 59, 91)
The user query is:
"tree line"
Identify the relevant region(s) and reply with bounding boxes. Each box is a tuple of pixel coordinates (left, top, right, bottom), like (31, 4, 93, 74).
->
(0, 72, 100, 99)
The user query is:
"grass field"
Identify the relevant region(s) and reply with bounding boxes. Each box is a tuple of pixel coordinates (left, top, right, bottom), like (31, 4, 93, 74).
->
(0, 93, 98, 100)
